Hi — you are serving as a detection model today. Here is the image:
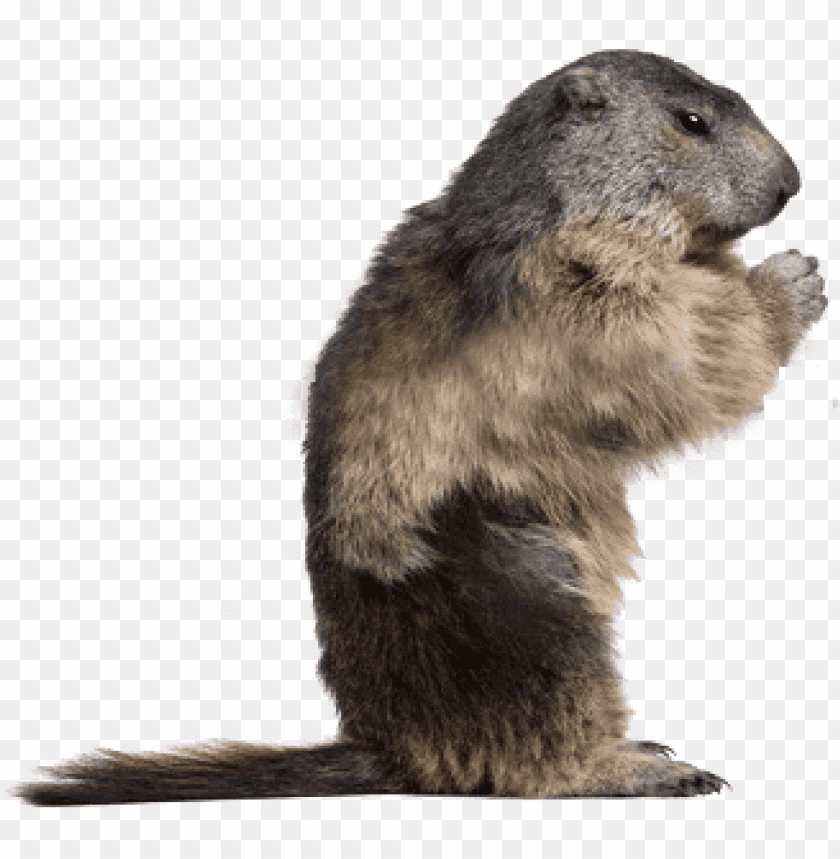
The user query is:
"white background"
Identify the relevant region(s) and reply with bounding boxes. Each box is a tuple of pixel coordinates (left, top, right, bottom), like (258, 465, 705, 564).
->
(2, 1, 838, 856)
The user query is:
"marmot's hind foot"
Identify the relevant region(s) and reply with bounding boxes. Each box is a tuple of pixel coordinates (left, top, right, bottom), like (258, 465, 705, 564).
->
(577, 746, 731, 798)
(624, 761, 730, 798)
(662, 768, 730, 798)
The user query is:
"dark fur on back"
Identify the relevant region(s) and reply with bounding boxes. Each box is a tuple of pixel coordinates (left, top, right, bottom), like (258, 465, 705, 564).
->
(15, 50, 825, 805)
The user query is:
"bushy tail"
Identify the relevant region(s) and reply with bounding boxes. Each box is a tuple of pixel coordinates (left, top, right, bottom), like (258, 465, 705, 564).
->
(14, 740, 407, 806)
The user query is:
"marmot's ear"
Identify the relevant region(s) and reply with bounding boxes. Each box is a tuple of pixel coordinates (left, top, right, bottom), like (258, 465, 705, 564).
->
(558, 66, 610, 121)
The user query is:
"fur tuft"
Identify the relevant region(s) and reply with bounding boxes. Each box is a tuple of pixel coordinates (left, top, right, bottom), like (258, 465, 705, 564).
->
(14, 741, 405, 806)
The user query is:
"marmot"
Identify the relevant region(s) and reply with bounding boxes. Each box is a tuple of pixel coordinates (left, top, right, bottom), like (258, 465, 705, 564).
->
(16, 49, 826, 805)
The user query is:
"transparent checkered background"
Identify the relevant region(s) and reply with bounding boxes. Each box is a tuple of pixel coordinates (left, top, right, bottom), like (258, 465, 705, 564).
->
(1, 4, 838, 857)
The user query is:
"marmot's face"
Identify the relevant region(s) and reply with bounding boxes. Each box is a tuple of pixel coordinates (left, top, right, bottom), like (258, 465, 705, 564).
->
(652, 94, 800, 246)
(540, 51, 800, 251)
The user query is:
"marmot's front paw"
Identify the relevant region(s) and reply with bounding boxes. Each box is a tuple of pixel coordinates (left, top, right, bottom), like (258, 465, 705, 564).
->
(750, 249, 828, 331)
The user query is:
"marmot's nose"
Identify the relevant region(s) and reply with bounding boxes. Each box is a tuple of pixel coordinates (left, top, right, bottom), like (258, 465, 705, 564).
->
(769, 156, 801, 220)
(776, 156, 801, 207)
(774, 186, 794, 216)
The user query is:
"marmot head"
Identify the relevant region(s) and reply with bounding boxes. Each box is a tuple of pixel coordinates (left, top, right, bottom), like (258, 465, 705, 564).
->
(549, 50, 800, 250)
(445, 50, 800, 260)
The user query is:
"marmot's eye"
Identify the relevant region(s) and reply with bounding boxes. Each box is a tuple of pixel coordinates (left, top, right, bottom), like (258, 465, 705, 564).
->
(676, 111, 710, 137)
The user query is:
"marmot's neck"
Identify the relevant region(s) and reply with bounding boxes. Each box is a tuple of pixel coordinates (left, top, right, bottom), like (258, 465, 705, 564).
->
(558, 217, 687, 262)
(515, 213, 747, 311)
(550, 218, 688, 295)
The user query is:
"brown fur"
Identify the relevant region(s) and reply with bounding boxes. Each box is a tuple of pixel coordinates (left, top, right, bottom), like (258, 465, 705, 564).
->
(15, 50, 826, 806)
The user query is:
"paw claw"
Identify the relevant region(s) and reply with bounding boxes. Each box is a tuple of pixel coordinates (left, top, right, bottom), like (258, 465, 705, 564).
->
(620, 740, 675, 758)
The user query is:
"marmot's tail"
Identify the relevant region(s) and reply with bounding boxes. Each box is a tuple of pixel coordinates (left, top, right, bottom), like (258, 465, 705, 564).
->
(14, 740, 407, 806)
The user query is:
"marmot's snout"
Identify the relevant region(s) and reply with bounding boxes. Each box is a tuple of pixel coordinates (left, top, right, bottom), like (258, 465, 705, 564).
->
(767, 153, 801, 222)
